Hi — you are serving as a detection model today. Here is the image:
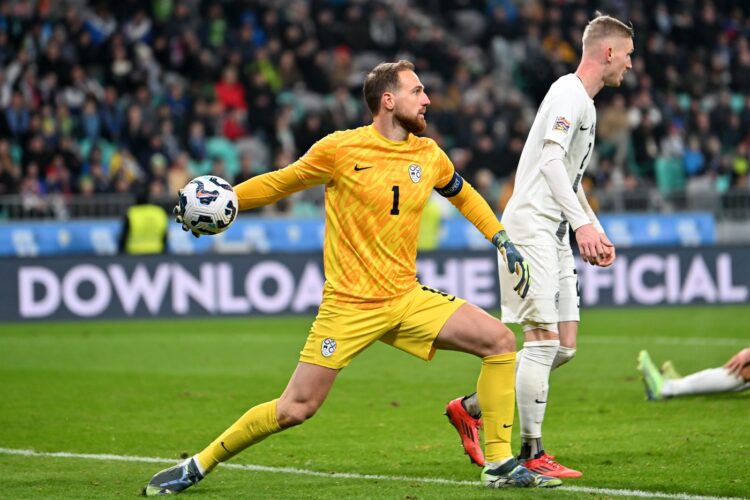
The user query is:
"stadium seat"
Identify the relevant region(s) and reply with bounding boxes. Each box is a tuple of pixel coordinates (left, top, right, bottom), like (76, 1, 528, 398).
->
(655, 157, 685, 195)
(206, 137, 240, 177)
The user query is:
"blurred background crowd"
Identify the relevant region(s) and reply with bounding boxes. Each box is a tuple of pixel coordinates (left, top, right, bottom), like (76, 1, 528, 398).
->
(1, 0, 749, 219)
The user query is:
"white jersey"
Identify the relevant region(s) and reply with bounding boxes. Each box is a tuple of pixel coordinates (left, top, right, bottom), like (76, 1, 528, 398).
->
(502, 74, 596, 245)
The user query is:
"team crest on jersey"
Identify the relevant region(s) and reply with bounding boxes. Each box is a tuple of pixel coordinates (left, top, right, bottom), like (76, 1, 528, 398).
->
(408, 163, 422, 183)
(321, 338, 337, 357)
(552, 116, 571, 134)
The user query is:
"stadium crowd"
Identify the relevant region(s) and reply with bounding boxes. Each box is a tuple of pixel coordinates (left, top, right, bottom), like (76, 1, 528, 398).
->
(0, 0, 749, 217)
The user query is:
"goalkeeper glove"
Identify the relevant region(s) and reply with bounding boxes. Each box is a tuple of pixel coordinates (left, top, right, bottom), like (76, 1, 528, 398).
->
(492, 230, 530, 299)
(173, 191, 201, 238)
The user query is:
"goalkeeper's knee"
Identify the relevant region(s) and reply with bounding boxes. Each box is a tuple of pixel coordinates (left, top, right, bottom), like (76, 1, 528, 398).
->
(552, 346, 576, 370)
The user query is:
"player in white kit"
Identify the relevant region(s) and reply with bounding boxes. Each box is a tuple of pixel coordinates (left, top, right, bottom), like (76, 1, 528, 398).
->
(445, 13, 633, 477)
(638, 348, 750, 400)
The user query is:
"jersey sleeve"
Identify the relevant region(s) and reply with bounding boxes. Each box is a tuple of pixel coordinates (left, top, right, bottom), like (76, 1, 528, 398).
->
(234, 133, 337, 210)
(543, 91, 584, 153)
(434, 148, 457, 190)
(433, 149, 504, 241)
(447, 179, 505, 241)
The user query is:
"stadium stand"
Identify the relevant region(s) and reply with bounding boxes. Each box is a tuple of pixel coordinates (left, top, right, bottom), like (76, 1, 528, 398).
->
(0, 0, 748, 226)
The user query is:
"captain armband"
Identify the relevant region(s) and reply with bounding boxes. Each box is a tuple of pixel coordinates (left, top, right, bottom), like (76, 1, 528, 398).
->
(435, 172, 464, 198)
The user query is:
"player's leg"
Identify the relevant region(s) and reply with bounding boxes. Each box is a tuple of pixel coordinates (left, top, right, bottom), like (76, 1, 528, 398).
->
(515, 327, 560, 462)
(501, 242, 559, 465)
(552, 252, 580, 373)
(385, 287, 497, 467)
(554, 320, 577, 369)
(639, 349, 747, 399)
(197, 362, 338, 471)
(144, 362, 338, 496)
(144, 296, 378, 496)
(432, 304, 560, 488)
(660, 360, 682, 379)
(453, 313, 576, 434)
(637, 350, 666, 400)
(444, 394, 484, 466)
(433, 302, 516, 461)
(663, 367, 746, 397)
(444, 243, 575, 473)
(514, 243, 581, 478)
(389, 286, 559, 488)
(517, 322, 581, 478)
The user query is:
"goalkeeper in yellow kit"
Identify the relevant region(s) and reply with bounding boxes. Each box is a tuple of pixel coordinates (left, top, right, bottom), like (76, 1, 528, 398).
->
(144, 60, 561, 495)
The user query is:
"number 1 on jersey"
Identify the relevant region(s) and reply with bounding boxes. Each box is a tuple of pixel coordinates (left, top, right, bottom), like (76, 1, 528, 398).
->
(390, 185, 400, 215)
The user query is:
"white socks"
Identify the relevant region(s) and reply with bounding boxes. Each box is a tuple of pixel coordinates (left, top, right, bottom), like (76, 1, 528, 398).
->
(662, 367, 744, 397)
(516, 340, 559, 439)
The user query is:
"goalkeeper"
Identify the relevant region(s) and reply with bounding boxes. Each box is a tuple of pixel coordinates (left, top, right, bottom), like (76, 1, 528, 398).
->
(144, 60, 561, 495)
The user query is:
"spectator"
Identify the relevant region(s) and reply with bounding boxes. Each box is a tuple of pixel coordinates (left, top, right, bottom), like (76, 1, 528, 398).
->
(2, 91, 30, 140)
(167, 152, 191, 196)
(683, 136, 706, 177)
(80, 97, 101, 140)
(214, 66, 247, 112)
(0, 0, 747, 221)
(0, 139, 20, 195)
(118, 186, 168, 254)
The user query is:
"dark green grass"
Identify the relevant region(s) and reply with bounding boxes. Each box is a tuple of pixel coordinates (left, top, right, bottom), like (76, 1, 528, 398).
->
(1, 306, 749, 499)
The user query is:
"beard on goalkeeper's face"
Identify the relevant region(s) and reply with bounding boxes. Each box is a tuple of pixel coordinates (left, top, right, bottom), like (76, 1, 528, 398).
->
(394, 108, 426, 135)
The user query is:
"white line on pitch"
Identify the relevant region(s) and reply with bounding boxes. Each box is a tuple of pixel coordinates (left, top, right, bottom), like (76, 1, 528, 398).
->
(0, 447, 746, 500)
(582, 336, 749, 347)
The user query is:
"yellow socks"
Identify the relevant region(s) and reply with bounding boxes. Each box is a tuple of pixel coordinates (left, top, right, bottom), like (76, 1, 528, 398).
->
(196, 399, 282, 474)
(476, 352, 516, 463)
(192, 354, 515, 473)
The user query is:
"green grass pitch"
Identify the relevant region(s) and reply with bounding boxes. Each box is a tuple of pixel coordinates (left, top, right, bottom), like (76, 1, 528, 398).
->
(1, 306, 749, 499)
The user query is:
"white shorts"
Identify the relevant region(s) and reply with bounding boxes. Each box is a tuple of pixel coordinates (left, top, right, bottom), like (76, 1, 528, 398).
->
(498, 242, 580, 328)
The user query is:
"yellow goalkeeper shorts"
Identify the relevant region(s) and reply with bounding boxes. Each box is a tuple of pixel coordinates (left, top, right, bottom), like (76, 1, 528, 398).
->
(299, 283, 466, 369)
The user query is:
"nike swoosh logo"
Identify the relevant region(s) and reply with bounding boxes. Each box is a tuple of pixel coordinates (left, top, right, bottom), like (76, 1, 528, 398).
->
(354, 164, 374, 171)
(503, 424, 512, 428)
(535, 399, 547, 404)
(579, 124, 591, 131)
(221, 441, 231, 453)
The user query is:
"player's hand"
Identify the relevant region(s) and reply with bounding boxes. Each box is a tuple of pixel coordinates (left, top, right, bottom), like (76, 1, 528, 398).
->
(493, 230, 531, 299)
(173, 190, 200, 238)
(575, 224, 606, 265)
(724, 348, 750, 376)
(596, 233, 616, 267)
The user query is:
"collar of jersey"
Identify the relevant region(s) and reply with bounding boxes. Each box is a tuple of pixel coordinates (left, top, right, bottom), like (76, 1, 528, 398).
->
(571, 73, 594, 103)
(367, 124, 411, 147)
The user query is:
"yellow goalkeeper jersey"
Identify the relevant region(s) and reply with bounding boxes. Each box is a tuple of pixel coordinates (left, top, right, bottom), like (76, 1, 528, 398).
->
(234, 124, 503, 305)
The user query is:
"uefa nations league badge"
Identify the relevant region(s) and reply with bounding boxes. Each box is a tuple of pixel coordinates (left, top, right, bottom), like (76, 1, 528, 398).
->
(321, 338, 337, 357)
(408, 163, 422, 183)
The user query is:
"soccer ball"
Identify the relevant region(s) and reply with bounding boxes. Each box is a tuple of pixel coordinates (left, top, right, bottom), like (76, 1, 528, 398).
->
(179, 175, 239, 235)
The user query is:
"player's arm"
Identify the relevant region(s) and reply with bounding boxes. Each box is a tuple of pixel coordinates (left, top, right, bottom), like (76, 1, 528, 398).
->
(174, 166, 313, 237)
(234, 134, 337, 210)
(538, 140, 606, 265)
(724, 347, 750, 377)
(174, 135, 335, 236)
(436, 171, 530, 298)
(233, 165, 310, 211)
(575, 181, 616, 267)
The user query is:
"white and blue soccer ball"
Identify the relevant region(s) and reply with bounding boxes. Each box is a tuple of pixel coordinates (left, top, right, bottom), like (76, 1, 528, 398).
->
(179, 175, 238, 235)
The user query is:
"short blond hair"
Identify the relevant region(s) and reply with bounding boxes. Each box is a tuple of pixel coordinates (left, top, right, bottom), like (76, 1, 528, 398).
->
(363, 60, 415, 115)
(582, 13, 634, 50)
